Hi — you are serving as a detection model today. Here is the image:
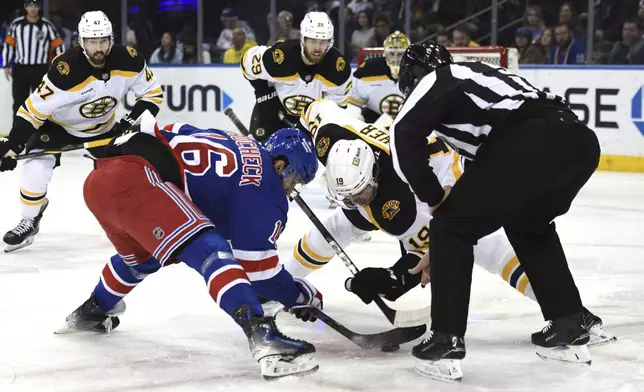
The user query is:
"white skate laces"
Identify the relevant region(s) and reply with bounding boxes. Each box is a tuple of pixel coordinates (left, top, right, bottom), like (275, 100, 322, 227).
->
(11, 218, 35, 235)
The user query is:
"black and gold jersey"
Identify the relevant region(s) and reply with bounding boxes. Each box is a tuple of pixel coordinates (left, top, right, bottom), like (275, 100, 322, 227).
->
(241, 39, 352, 117)
(300, 99, 464, 257)
(349, 56, 405, 120)
(17, 45, 162, 138)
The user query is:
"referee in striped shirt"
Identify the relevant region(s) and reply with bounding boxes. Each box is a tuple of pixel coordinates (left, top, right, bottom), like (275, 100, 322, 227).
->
(2, 0, 65, 116)
(390, 41, 601, 377)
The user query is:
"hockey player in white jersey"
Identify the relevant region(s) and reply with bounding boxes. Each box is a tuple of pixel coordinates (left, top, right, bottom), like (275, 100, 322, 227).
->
(347, 31, 409, 126)
(241, 11, 351, 142)
(0, 11, 163, 252)
(283, 99, 615, 346)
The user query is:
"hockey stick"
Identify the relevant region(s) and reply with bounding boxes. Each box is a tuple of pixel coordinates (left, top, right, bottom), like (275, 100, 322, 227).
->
(309, 308, 425, 350)
(291, 189, 430, 328)
(15, 137, 113, 161)
(223, 107, 250, 136)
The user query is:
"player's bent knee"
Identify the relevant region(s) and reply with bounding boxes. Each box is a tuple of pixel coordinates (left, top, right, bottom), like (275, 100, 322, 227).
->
(176, 228, 234, 275)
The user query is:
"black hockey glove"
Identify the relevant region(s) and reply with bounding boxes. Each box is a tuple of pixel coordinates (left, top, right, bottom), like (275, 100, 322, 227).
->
(249, 80, 283, 142)
(345, 253, 423, 304)
(111, 113, 137, 135)
(0, 138, 24, 172)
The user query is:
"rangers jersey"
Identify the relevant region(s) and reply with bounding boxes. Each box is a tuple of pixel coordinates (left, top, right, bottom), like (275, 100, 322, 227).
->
(17, 45, 162, 139)
(348, 56, 405, 123)
(241, 39, 352, 117)
(285, 99, 533, 300)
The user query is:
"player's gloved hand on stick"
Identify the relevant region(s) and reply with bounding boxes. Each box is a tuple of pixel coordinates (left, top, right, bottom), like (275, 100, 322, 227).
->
(288, 277, 323, 322)
(346, 267, 404, 304)
(111, 113, 137, 135)
(0, 138, 22, 172)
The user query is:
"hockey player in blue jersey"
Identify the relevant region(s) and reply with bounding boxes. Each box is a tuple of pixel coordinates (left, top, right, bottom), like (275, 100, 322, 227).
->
(58, 112, 322, 379)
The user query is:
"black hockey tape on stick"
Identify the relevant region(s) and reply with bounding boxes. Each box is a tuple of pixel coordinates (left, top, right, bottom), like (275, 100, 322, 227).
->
(291, 188, 430, 328)
(278, 111, 296, 128)
(223, 107, 250, 136)
(15, 137, 113, 161)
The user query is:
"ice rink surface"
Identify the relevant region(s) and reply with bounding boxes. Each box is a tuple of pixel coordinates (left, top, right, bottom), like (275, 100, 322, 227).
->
(0, 156, 643, 392)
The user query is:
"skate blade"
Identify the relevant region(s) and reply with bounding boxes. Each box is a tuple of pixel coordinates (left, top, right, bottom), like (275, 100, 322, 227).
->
(587, 326, 617, 347)
(413, 358, 463, 383)
(54, 317, 117, 335)
(4, 237, 35, 253)
(260, 353, 319, 380)
(535, 344, 591, 365)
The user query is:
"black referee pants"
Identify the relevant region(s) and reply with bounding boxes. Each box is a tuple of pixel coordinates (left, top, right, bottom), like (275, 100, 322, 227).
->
(429, 109, 601, 337)
(11, 64, 48, 115)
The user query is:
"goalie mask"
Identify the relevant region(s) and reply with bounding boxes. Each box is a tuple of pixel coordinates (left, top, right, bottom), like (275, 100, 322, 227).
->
(383, 31, 410, 79)
(300, 11, 334, 64)
(325, 139, 379, 209)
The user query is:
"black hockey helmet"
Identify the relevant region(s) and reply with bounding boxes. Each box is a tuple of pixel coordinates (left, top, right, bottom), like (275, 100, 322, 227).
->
(398, 41, 453, 97)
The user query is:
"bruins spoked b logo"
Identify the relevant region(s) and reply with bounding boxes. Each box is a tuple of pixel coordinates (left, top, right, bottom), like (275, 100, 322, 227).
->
(80, 96, 117, 119)
(379, 94, 405, 116)
(282, 95, 314, 116)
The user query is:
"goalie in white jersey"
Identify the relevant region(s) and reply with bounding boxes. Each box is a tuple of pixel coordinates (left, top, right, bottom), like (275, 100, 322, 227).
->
(282, 99, 614, 346)
(0, 11, 163, 252)
(241, 11, 351, 142)
(347, 31, 409, 126)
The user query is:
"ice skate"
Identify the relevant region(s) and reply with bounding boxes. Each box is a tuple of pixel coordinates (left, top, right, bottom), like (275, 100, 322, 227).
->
(532, 312, 591, 365)
(3, 198, 49, 253)
(234, 305, 319, 380)
(412, 330, 465, 383)
(582, 307, 616, 346)
(55, 294, 125, 334)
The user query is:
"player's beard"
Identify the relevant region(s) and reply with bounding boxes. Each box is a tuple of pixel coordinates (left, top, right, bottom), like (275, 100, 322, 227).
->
(89, 51, 106, 66)
(304, 48, 324, 64)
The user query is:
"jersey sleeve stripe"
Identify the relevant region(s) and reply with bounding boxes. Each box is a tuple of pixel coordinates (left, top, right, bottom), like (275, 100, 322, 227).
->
(360, 75, 390, 82)
(347, 96, 366, 106)
(25, 97, 50, 120)
(302, 234, 333, 262)
(111, 70, 139, 78)
(17, 107, 44, 127)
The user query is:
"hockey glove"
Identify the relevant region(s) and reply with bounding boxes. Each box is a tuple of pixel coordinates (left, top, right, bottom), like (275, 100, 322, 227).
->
(288, 277, 323, 322)
(111, 113, 137, 135)
(346, 253, 423, 304)
(0, 138, 23, 172)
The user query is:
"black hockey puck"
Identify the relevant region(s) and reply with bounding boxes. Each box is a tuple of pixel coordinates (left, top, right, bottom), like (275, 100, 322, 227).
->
(381, 343, 400, 352)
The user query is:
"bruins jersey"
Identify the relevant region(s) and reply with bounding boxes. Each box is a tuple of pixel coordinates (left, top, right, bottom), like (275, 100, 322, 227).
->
(17, 45, 163, 139)
(299, 99, 463, 258)
(241, 40, 352, 117)
(348, 57, 405, 121)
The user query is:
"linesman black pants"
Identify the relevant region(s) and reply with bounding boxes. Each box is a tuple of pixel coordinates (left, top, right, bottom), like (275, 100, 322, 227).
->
(11, 64, 48, 115)
(429, 109, 601, 337)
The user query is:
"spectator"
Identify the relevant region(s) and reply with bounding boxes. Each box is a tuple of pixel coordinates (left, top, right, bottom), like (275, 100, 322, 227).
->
(70, 31, 80, 48)
(149, 32, 184, 64)
(351, 11, 376, 54)
(538, 27, 554, 61)
(558, 2, 585, 42)
(436, 30, 451, 47)
(523, 6, 544, 42)
(452, 25, 479, 47)
(51, 13, 72, 49)
(374, 15, 391, 46)
(609, 19, 644, 65)
(267, 10, 299, 46)
(591, 40, 614, 64)
(183, 41, 212, 64)
(550, 23, 585, 64)
(216, 7, 256, 52)
(348, 0, 373, 14)
(516, 27, 545, 64)
(223, 28, 255, 64)
(639, 1, 644, 32)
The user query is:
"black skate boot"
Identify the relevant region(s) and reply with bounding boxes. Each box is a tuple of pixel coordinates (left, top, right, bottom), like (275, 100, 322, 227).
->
(582, 307, 617, 346)
(3, 198, 49, 253)
(412, 330, 466, 383)
(233, 305, 319, 380)
(532, 311, 591, 365)
(55, 294, 125, 334)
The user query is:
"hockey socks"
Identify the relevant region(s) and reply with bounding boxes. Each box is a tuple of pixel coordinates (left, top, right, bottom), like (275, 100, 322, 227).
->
(93, 254, 160, 311)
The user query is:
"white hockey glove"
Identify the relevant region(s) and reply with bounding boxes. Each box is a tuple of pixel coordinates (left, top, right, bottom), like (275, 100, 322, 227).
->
(288, 277, 323, 322)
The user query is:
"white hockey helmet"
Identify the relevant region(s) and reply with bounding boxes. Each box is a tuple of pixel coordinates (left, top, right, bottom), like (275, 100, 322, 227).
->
(325, 139, 379, 209)
(300, 11, 334, 55)
(78, 11, 114, 55)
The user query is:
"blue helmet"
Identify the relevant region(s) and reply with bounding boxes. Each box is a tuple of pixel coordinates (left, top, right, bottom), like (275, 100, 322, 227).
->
(264, 128, 318, 184)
